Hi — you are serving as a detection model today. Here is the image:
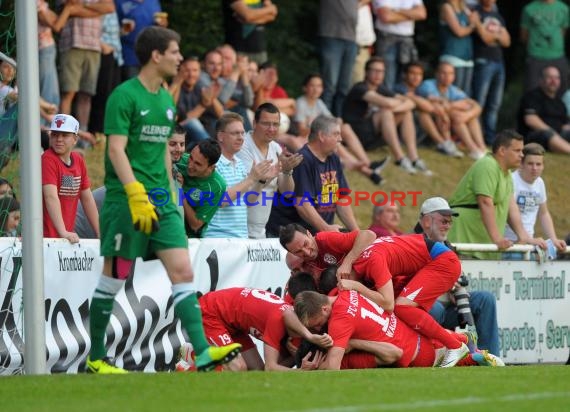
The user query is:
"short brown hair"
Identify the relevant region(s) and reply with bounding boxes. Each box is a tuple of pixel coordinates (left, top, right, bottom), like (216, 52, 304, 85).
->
(522, 142, 545, 159)
(215, 112, 244, 134)
(135, 26, 180, 66)
(294, 291, 328, 326)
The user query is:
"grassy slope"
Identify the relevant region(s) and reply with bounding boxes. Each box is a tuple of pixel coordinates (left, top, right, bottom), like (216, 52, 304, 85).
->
(1, 365, 569, 412)
(80, 142, 570, 238)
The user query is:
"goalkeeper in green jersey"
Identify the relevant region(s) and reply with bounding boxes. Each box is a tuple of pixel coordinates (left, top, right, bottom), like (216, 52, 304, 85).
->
(86, 26, 241, 374)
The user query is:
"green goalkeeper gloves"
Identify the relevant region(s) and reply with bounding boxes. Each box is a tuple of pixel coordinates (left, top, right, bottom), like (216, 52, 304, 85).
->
(124, 181, 159, 235)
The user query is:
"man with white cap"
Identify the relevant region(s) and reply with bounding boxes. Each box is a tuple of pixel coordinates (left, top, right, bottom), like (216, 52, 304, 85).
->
(42, 113, 99, 243)
(416, 196, 500, 358)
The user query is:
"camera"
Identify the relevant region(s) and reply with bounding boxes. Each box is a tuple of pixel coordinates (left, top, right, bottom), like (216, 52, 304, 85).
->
(457, 273, 469, 287)
(453, 274, 474, 327)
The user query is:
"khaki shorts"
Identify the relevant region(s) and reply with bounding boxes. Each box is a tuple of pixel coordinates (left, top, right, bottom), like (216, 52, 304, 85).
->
(59, 48, 101, 95)
(100, 200, 188, 260)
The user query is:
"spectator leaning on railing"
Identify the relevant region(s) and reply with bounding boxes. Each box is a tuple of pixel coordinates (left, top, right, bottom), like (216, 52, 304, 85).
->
(447, 129, 546, 259)
(504, 143, 567, 254)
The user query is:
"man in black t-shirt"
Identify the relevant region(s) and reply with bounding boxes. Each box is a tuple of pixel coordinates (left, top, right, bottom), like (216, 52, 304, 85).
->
(517, 66, 570, 154)
(342, 57, 431, 175)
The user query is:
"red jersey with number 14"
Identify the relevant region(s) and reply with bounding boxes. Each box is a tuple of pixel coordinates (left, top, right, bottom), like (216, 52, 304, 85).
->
(328, 290, 420, 367)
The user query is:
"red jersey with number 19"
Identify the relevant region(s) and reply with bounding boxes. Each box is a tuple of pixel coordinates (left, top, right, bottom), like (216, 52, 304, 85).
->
(328, 290, 420, 367)
(199, 287, 291, 350)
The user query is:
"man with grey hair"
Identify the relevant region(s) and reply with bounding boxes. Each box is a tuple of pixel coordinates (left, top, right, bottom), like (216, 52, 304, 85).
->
(415, 196, 500, 358)
(266, 115, 359, 236)
(368, 203, 403, 237)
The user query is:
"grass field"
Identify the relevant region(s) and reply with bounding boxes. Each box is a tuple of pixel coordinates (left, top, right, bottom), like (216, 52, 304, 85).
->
(1, 366, 569, 412)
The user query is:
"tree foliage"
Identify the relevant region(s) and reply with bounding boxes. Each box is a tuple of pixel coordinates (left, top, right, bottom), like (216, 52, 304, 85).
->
(2, 0, 567, 126)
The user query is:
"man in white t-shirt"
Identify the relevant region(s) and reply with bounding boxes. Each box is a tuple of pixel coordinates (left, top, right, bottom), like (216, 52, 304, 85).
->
(237, 102, 303, 238)
(372, 0, 426, 90)
(505, 143, 566, 253)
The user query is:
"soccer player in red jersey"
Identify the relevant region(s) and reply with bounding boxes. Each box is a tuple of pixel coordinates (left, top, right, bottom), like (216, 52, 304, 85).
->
(197, 287, 331, 371)
(279, 223, 376, 280)
(336, 233, 470, 367)
(294, 289, 504, 369)
(294, 289, 452, 369)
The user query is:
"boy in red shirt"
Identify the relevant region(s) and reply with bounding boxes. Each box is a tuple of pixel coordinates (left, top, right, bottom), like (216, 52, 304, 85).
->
(42, 114, 99, 242)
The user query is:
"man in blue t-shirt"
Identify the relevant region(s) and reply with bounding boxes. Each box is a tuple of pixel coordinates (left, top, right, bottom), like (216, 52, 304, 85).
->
(417, 62, 487, 161)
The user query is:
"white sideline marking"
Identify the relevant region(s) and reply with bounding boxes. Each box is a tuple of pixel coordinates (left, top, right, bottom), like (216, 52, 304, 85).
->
(281, 392, 570, 412)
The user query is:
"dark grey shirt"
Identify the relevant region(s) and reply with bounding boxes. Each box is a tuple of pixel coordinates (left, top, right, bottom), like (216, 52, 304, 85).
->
(74, 186, 106, 239)
(318, 0, 359, 41)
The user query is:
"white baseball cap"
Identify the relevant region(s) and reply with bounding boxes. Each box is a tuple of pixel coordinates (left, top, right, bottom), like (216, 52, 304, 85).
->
(50, 114, 79, 134)
(420, 197, 458, 217)
(0, 51, 16, 69)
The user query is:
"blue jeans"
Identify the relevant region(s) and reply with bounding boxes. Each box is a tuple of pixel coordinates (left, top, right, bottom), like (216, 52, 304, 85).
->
(319, 37, 358, 117)
(374, 32, 417, 91)
(429, 291, 499, 356)
(378, 40, 398, 91)
(38, 45, 60, 108)
(453, 66, 473, 97)
(181, 118, 210, 148)
(0, 104, 18, 169)
(472, 59, 505, 146)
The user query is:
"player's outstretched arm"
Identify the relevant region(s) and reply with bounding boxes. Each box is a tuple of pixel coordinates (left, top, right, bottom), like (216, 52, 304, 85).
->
(319, 347, 344, 370)
(337, 230, 376, 279)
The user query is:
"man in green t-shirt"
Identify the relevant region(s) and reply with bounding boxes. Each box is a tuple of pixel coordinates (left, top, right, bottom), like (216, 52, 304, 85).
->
(448, 129, 546, 259)
(86, 26, 241, 374)
(520, 0, 570, 92)
(176, 139, 226, 237)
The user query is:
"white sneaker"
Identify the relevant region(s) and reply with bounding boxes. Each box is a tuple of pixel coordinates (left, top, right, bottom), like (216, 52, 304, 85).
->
(175, 342, 195, 372)
(445, 140, 464, 158)
(432, 348, 447, 367)
(179, 342, 195, 364)
(397, 156, 416, 174)
(175, 359, 194, 372)
(469, 150, 486, 160)
(439, 343, 469, 368)
(437, 140, 464, 158)
(412, 158, 433, 176)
